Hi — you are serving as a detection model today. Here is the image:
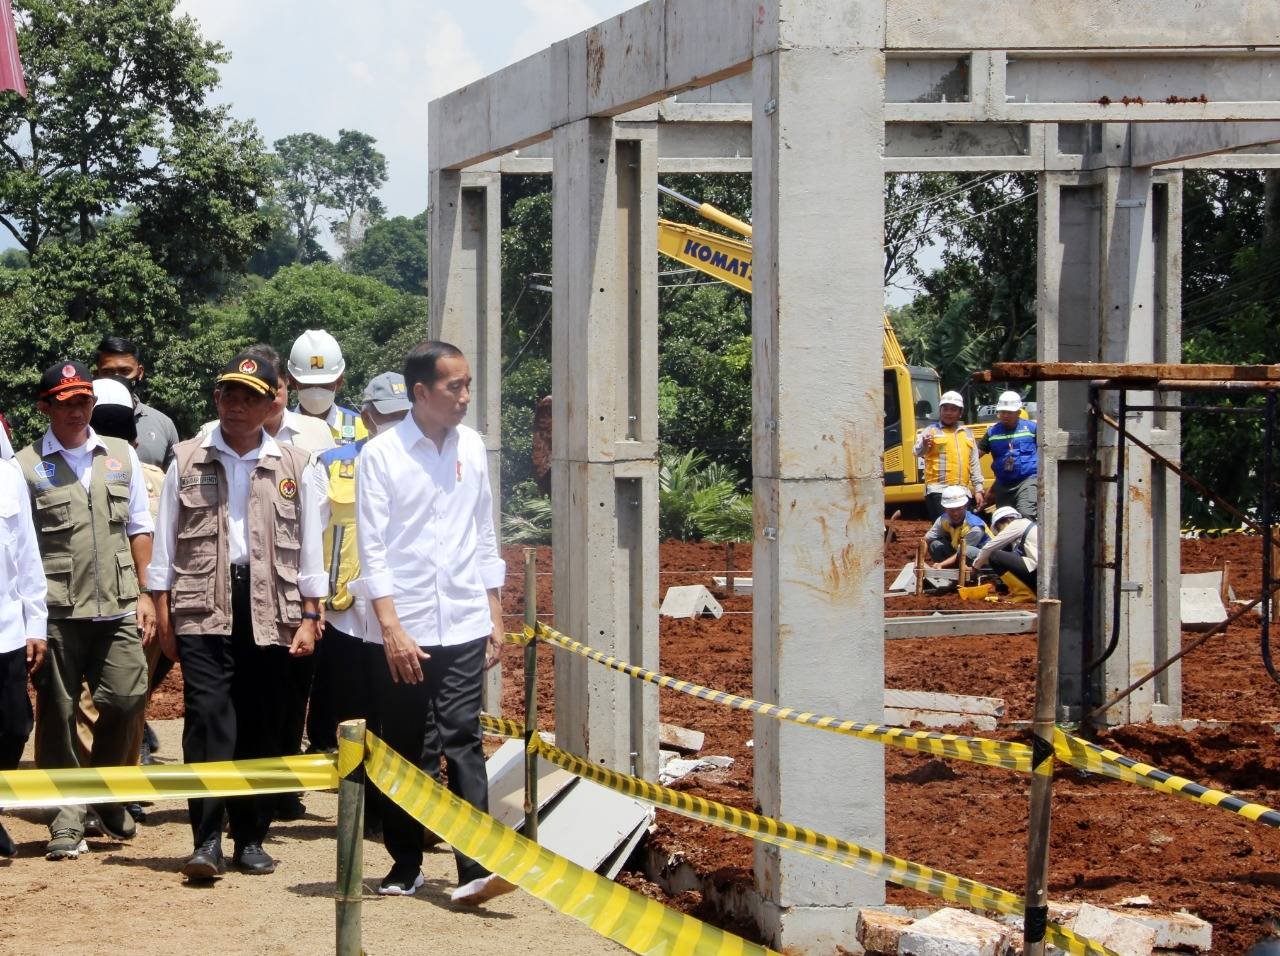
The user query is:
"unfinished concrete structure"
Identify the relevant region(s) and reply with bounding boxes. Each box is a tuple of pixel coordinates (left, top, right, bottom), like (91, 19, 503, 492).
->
(428, 1, 1280, 948)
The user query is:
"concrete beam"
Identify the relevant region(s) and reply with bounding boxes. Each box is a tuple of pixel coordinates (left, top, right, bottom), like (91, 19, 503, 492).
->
(1133, 121, 1280, 166)
(551, 120, 660, 778)
(886, 0, 1280, 50)
(750, 2, 886, 947)
(884, 611, 1037, 639)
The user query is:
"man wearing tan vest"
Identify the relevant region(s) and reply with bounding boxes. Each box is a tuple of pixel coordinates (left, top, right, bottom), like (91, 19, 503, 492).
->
(150, 352, 326, 881)
(17, 360, 154, 860)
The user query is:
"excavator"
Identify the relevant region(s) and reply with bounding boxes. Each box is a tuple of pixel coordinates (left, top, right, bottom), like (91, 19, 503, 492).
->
(656, 184, 995, 507)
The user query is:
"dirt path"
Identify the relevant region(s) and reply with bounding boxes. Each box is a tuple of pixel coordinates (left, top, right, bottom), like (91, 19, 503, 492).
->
(0, 720, 618, 956)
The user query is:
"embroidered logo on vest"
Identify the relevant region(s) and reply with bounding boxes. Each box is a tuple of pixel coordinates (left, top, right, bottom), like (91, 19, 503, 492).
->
(279, 477, 298, 500)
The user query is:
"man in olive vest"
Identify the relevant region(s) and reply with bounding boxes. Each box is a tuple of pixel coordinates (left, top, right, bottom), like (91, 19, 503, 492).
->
(150, 351, 326, 881)
(17, 360, 155, 860)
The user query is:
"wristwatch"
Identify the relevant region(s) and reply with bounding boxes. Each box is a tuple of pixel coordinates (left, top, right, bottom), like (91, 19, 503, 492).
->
(301, 611, 321, 622)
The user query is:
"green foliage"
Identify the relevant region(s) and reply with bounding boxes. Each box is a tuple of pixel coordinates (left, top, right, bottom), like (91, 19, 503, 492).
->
(658, 450, 752, 542)
(272, 129, 388, 258)
(344, 211, 428, 295)
(501, 481, 552, 544)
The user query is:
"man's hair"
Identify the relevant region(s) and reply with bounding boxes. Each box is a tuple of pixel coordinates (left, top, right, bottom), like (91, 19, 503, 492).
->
(243, 343, 285, 379)
(96, 335, 139, 360)
(404, 340, 464, 395)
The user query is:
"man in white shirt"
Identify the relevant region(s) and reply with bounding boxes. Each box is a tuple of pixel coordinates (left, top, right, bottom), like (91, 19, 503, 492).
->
(356, 341, 509, 904)
(0, 456, 47, 857)
(150, 351, 326, 881)
(17, 360, 154, 859)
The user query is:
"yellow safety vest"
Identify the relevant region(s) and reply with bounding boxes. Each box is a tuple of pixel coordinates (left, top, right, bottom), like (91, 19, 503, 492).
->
(923, 424, 978, 489)
(319, 442, 361, 611)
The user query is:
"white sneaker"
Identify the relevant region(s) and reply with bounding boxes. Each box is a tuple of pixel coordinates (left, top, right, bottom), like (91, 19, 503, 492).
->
(377, 869, 425, 896)
(450, 873, 517, 906)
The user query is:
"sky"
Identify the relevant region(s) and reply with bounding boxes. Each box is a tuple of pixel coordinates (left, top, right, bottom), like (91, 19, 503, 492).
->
(177, 0, 637, 226)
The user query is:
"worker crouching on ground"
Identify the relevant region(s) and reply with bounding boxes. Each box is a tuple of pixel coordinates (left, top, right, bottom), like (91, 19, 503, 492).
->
(149, 352, 326, 881)
(973, 506, 1038, 592)
(914, 390, 984, 519)
(354, 341, 512, 905)
(924, 485, 990, 569)
(978, 390, 1038, 521)
(18, 361, 154, 860)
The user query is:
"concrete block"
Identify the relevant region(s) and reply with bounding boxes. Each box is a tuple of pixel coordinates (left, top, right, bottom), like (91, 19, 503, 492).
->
(885, 690, 1005, 717)
(712, 575, 753, 593)
(885, 611, 1037, 639)
(1180, 586, 1228, 630)
(659, 585, 723, 619)
(1122, 909, 1212, 952)
(858, 908, 913, 955)
(900, 907, 1012, 956)
(1071, 903, 1158, 956)
(659, 722, 705, 754)
(885, 708, 999, 732)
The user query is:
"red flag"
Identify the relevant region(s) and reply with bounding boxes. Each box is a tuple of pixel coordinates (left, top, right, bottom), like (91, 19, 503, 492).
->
(0, 0, 25, 97)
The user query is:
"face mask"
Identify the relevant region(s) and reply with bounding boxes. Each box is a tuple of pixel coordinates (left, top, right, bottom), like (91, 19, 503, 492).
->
(298, 386, 336, 415)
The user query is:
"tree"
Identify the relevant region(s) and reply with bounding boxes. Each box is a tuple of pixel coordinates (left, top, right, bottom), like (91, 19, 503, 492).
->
(344, 211, 427, 295)
(271, 129, 387, 258)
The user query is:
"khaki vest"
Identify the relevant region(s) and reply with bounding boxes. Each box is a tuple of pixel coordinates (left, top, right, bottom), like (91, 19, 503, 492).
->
(169, 437, 310, 647)
(16, 436, 138, 620)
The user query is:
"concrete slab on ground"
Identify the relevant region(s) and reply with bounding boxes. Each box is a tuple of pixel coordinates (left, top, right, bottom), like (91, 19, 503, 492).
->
(885, 611, 1037, 640)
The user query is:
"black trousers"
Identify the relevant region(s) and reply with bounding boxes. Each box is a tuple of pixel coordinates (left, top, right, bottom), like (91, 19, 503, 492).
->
(178, 576, 291, 848)
(987, 549, 1037, 590)
(0, 646, 31, 770)
(379, 636, 487, 884)
(303, 621, 339, 752)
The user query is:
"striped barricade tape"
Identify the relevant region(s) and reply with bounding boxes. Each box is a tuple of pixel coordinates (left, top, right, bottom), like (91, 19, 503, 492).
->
(1053, 729, 1280, 829)
(361, 731, 776, 956)
(481, 713, 527, 739)
(0, 754, 338, 810)
(504, 631, 531, 646)
(531, 624, 1033, 774)
(530, 737, 1115, 956)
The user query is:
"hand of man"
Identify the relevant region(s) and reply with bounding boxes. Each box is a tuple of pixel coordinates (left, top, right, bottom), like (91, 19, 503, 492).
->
(383, 623, 430, 684)
(25, 639, 44, 674)
(155, 596, 178, 662)
(137, 592, 157, 647)
(289, 619, 318, 658)
(485, 632, 503, 670)
(974, 489, 985, 510)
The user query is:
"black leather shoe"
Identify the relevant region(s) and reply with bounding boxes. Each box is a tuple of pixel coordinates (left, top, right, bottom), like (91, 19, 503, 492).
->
(233, 842, 276, 874)
(273, 794, 306, 821)
(0, 820, 14, 857)
(181, 839, 226, 880)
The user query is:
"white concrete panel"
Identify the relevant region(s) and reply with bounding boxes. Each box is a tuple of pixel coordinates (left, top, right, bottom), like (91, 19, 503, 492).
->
(584, 3, 667, 118)
(666, 0, 756, 91)
(886, 0, 1280, 50)
(1133, 121, 1280, 166)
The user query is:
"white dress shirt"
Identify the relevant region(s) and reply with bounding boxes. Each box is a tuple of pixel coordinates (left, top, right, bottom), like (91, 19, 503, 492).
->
(0, 459, 46, 651)
(40, 428, 154, 537)
(202, 412, 331, 521)
(354, 419, 504, 647)
(148, 426, 328, 597)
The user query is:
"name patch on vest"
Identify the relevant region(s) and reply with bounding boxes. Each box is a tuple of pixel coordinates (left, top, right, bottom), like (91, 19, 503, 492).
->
(279, 477, 298, 500)
(181, 475, 219, 488)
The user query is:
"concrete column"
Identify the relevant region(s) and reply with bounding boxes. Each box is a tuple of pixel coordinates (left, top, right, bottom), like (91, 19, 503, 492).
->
(429, 168, 504, 712)
(750, 2, 886, 949)
(550, 119, 660, 778)
(1037, 127, 1182, 725)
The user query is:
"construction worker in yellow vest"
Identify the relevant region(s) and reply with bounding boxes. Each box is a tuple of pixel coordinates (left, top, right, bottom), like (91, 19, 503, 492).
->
(286, 329, 368, 447)
(914, 390, 985, 519)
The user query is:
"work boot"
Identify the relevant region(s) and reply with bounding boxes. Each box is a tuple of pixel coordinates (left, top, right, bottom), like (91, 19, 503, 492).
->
(93, 803, 137, 841)
(182, 837, 226, 880)
(232, 842, 276, 874)
(45, 827, 88, 860)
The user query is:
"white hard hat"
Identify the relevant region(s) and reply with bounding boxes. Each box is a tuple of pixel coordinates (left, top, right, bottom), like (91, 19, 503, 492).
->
(996, 390, 1024, 413)
(940, 390, 964, 409)
(991, 506, 1021, 527)
(287, 329, 346, 385)
(92, 377, 132, 409)
(940, 485, 970, 509)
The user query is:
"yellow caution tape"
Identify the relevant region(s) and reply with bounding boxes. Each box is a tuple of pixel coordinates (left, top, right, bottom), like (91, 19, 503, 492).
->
(0, 754, 338, 810)
(481, 713, 527, 739)
(533, 624, 1032, 773)
(531, 737, 1114, 956)
(504, 631, 532, 646)
(1054, 729, 1280, 829)
(363, 732, 776, 956)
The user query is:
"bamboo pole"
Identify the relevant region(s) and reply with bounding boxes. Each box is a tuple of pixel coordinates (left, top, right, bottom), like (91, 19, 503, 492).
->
(1024, 600, 1060, 956)
(958, 545, 968, 589)
(523, 548, 539, 841)
(916, 539, 927, 596)
(336, 718, 366, 956)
